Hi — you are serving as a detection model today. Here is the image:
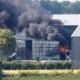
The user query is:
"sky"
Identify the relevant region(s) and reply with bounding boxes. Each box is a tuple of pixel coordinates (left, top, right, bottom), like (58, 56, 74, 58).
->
(58, 0, 79, 2)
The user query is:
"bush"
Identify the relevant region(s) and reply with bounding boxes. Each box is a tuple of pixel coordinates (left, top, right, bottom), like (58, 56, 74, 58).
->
(2, 60, 71, 70)
(3, 70, 80, 77)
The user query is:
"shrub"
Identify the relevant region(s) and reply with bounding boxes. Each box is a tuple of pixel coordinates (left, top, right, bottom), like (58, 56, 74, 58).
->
(3, 70, 80, 77)
(2, 60, 71, 70)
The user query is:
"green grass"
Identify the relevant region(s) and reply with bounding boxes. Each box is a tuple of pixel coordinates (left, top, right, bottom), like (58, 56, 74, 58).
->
(3, 77, 80, 80)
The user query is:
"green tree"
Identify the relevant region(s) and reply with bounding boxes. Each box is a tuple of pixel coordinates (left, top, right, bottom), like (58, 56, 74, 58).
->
(40, 0, 62, 14)
(0, 29, 16, 56)
(39, 0, 80, 14)
(0, 29, 16, 80)
(60, 1, 72, 13)
(70, 1, 80, 14)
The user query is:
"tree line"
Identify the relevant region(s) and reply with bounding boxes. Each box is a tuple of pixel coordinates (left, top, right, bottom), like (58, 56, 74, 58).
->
(39, 0, 80, 14)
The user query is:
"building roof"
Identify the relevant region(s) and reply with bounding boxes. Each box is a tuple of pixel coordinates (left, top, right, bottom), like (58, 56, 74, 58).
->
(52, 14, 80, 25)
(71, 25, 80, 37)
(15, 32, 27, 40)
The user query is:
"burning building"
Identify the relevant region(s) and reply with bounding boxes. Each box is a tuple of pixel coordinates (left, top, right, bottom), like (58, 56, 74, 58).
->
(0, 0, 72, 60)
(15, 32, 59, 60)
(0, 0, 72, 46)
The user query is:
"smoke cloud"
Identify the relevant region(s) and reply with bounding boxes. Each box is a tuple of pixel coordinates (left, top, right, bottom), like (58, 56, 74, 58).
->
(0, 0, 72, 48)
(0, 10, 9, 28)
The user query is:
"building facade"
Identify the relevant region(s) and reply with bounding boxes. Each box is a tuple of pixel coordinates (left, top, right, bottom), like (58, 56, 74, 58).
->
(71, 25, 80, 69)
(15, 33, 60, 60)
(32, 40, 59, 60)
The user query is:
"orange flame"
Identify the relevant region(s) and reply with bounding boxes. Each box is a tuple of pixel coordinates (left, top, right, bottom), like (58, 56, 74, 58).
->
(60, 45, 70, 53)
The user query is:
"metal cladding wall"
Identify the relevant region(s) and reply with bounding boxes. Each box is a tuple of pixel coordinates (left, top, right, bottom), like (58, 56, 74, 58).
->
(72, 37, 80, 69)
(32, 40, 59, 60)
(16, 39, 59, 60)
(16, 39, 27, 60)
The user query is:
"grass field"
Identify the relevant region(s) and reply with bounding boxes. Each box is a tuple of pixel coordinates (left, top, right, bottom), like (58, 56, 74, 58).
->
(3, 77, 80, 80)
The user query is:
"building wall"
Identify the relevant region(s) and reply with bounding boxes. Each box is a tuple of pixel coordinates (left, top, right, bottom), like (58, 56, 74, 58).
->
(72, 37, 80, 69)
(32, 40, 59, 60)
(16, 39, 60, 60)
(16, 39, 27, 60)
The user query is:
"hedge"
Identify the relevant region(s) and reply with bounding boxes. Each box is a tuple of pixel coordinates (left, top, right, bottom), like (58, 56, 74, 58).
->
(2, 70, 80, 77)
(2, 60, 71, 70)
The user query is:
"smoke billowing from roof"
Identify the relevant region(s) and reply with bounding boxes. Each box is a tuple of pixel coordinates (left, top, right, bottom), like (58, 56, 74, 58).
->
(0, 0, 72, 48)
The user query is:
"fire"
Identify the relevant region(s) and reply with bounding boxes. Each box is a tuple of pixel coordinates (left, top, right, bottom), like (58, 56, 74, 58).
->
(60, 45, 70, 54)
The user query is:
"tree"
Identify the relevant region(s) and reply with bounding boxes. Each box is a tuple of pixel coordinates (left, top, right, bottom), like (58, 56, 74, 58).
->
(40, 0, 62, 14)
(60, 1, 72, 13)
(0, 29, 16, 57)
(0, 29, 16, 80)
(70, 1, 80, 14)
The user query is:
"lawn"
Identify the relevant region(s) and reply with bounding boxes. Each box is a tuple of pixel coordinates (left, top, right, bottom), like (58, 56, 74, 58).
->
(3, 77, 80, 80)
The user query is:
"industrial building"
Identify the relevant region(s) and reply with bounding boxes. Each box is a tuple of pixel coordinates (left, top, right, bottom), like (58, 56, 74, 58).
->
(52, 14, 80, 31)
(15, 32, 60, 60)
(71, 25, 80, 69)
(15, 14, 80, 60)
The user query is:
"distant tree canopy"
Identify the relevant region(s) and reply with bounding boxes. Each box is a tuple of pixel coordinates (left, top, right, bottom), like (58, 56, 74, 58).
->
(0, 29, 16, 57)
(40, 0, 80, 14)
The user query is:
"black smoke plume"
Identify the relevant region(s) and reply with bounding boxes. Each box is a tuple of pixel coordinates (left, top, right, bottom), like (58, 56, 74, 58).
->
(0, 0, 72, 48)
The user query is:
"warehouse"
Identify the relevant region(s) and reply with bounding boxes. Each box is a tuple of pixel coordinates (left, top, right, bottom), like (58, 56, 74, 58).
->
(15, 32, 60, 60)
(71, 25, 80, 69)
(52, 14, 80, 31)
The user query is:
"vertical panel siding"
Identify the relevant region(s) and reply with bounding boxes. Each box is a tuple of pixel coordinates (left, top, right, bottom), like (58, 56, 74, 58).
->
(72, 37, 80, 69)
(32, 40, 59, 60)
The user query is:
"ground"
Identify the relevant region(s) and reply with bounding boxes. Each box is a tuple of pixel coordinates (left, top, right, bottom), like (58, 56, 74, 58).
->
(3, 77, 80, 80)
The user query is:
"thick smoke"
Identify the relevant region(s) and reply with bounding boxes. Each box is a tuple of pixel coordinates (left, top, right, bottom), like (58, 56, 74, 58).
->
(0, 0, 19, 30)
(29, 23, 39, 37)
(0, 10, 9, 28)
(0, 0, 72, 48)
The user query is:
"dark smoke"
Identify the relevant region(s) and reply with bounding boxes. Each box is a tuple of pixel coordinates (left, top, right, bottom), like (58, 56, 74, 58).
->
(29, 23, 39, 37)
(0, 10, 9, 29)
(0, 0, 72, 48)
(0, 0, 20, 30)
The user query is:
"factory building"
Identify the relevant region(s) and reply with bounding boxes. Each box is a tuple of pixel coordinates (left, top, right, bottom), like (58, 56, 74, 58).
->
(71, 25, 80, 69)
(52, 14, 80, 31)
(15, 32, 60, 60)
